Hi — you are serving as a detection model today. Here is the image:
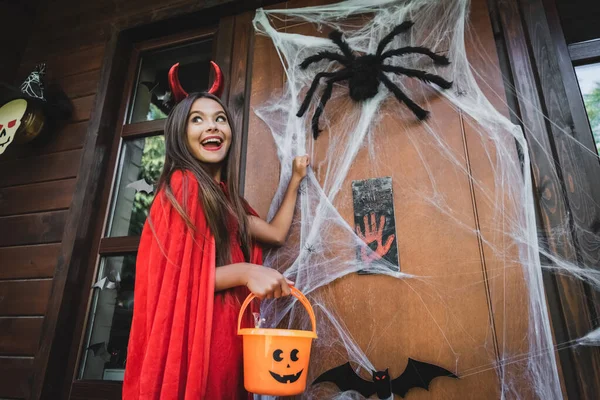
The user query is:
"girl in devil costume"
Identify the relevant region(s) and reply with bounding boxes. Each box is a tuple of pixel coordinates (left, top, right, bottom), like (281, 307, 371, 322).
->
(122, 63, 309, 399)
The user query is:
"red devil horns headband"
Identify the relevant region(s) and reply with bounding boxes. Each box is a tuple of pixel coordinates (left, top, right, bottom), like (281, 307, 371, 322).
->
(168, 60, 224, 103)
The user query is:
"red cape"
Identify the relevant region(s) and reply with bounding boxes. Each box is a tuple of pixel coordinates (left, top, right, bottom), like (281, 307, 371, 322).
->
(123, 170, 262, 399)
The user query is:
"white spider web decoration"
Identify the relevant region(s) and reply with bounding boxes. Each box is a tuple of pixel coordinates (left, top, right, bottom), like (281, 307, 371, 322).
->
(248, 0, 600, 399)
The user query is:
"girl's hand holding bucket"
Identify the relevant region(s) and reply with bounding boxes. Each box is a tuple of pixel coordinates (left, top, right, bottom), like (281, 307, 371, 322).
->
(244, 264, 294, 299)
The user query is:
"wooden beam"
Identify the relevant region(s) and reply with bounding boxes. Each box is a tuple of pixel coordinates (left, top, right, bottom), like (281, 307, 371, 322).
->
(227, 11, 256, 196)
(98, 236, 141, 255)
(492, 0, 600, 397)
(0, 179, 75, 216)
(568, 39, 600, 63)
(0, 356, 34, 399)
(0, 280, 52, 316)
(0, 211, 69, 247)
(30, 28, 132, 400)
(0, 150, 81, 188)
(0, 243, 60, 279)
(0, 317, 44, 355)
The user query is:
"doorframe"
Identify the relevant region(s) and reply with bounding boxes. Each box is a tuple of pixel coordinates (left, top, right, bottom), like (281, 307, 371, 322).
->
(489, 0, 600, 398)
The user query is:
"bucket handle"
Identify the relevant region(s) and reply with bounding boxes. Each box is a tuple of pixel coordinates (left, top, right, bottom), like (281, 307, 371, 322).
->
(237, 286, 317, 335)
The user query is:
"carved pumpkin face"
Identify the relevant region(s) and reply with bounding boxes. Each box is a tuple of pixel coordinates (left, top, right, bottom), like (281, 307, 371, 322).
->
(0, 99, 27, 154)
(269, 347, 303, 384)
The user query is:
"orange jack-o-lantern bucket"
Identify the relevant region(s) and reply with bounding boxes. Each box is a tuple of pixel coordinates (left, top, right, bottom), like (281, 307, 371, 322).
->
(238, 287, 317, 396)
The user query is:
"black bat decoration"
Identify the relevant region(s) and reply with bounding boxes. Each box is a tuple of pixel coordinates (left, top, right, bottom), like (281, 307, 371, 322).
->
(313, 358, 458, 399)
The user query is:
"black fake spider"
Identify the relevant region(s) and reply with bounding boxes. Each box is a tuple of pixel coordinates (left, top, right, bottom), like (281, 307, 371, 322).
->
(297, 21, 453, 139)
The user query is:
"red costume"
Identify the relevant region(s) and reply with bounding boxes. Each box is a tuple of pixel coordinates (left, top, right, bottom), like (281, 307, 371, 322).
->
(123, 170, 261, 399)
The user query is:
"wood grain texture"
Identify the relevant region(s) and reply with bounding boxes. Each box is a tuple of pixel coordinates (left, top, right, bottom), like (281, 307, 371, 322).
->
(57, 70, 101, 99)
(30, 29, 132, 400)
(568, 39, 600, 63)
(214, 16, 235, 105)
(0, 317, 44, 355)
(495, 0, 600, 397)
(0, 280, 52, 316)
(19, 44, 106, 81)
(538, 0, 600, 324)
(227, 12, 255, 194)
(0, 179, 75, 216)
(0, 243, 60, 280)
(121, 119, 165, 138)
(0, 356, 34, 399)
(0, 121, 89, 161)
(0, 211, 68, 247)
(0, 150, 82, 188)
(243, 2, 521, 399)
(98, 236, 141, 255)
(71, 95, 96, 122)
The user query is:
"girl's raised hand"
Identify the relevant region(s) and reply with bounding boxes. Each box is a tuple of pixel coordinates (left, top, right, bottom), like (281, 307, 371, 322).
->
(292, 155, 310, 181)
(244, 264, 294, 299)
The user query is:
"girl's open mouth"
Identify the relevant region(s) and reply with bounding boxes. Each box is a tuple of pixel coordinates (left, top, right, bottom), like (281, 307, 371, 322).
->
(201, 136, 224, 151)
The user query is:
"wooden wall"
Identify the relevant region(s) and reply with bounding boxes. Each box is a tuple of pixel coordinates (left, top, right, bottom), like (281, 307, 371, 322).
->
(0, 1, 281, 399)
(0, 1, 95, 399)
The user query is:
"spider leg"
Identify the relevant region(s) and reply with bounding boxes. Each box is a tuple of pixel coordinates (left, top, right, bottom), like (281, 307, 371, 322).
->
(297, 70, 349, 118)
(375, 21, 414, 57)
(381, 65, 453, 89)
(329, 30, 355, 61)
(381, 46, 450, 65)
(300, 51, 349, 69)
(379, 72, 429, 120)
(311, 72, 351, 139)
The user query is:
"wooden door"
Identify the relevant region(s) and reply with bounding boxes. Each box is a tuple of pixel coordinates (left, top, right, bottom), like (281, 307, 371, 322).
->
(244, 0, 539, 399)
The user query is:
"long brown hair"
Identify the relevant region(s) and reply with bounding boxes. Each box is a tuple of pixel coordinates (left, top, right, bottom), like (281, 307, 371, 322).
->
(156, 92, 251, 266)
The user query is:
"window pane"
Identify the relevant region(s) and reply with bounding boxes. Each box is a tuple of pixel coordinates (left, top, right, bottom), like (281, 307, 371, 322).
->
(107, 135, 165, 237)
(575, 62, 600, 154)
(79, 254, 136, 381)
(129, 39, 213, 123)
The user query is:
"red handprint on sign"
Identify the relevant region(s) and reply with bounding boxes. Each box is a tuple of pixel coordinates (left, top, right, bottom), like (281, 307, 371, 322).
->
(355, 213, 395, 264)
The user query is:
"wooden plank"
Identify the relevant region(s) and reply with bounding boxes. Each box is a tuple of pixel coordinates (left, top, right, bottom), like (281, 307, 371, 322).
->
(70, 381, 122, 400)
(214, 16, 235, 105)
(0, 243, 60, 280)
(0, 317, 44, 355)
(228, 12, 255, 195)
(0, 356, 34, 399)
(30, 29, 132, 400)
(56, 70, 101, 99)
(121, 119, 165, 138)
(21, 27, 110, 69)
(0, 121, 88, 161)
(0, 211, 68, 247)
(495, 0, 600, 398)
(535, 0, 600, 318)
(568, 39, 600, 63)
(0, 149, 81, 188)
(19, 44, 106, 81)
(71, 95, 96, 122)
(0, 179, 76, 216)
(522, 0, 600, 389)
(99, 236, 141, 255)
(0, 280, 52, 316)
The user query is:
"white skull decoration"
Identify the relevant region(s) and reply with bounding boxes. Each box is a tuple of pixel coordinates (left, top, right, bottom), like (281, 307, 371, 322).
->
(0, 99, 28, 154)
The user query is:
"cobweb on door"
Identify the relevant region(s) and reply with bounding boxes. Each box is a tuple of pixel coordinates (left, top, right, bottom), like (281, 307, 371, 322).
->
(250, 0, 600, 398)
